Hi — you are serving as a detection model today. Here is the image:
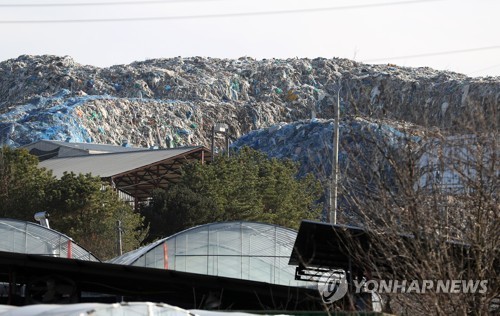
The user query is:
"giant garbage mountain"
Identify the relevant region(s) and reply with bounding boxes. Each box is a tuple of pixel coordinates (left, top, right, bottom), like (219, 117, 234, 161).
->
(1, 54, 498, 150)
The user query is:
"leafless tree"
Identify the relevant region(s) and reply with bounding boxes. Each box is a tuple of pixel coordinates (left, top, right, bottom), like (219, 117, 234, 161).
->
(335, 116, 499, 315)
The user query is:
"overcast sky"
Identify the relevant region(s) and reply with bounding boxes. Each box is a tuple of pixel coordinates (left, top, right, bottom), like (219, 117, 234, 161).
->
(0, 0, 499, 77)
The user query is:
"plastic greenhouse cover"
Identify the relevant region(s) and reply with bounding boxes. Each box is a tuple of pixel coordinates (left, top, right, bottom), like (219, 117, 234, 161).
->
(108, 221, 301, 287)
(0, 218, 99, 262)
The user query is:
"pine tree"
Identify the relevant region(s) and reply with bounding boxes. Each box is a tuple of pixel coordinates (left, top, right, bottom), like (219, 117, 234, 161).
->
(142, 147, 322, 241)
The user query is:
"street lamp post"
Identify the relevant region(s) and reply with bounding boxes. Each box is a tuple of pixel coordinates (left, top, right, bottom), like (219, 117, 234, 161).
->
(211, 123, 230, 161)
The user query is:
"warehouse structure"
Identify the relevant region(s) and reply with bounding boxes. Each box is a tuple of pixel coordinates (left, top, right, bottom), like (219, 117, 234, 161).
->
(30, 142, 211, 208)
(22, 140, 145, 161)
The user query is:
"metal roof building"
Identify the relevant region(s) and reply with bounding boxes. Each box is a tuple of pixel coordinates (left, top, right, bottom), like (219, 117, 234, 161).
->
(22, 140, 145, 161)
(0, 218, 99, 262)
(38, 146, 211, 205)
(109, 221, 305, 287)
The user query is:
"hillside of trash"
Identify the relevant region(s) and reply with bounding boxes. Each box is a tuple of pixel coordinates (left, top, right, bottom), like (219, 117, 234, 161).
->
(232, 116, 424, 179)
(1, 55, 499, 149)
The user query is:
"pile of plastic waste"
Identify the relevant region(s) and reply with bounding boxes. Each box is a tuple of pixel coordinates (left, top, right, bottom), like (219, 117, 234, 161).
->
(1, 55, 498, 148)
(232, 117, 424, 178)
(0, 87, 289, 148)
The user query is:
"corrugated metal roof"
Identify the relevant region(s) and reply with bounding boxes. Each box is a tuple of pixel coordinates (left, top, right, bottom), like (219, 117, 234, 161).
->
(39, 146, 206, 178)
(41, 140, 146, 153)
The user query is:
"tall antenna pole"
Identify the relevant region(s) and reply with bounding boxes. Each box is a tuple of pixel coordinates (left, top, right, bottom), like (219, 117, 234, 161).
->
(330, 83, 341, 225)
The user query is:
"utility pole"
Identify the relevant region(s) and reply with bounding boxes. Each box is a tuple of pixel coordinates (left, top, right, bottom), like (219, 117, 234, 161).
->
(330, 83, 341, 225)
(211, 125, 215, 162)
(116, 220, 123, 256)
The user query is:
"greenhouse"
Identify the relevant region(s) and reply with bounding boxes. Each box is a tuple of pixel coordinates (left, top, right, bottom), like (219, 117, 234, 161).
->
(0, 218, 99, 262)
(109, 221, 303, 286)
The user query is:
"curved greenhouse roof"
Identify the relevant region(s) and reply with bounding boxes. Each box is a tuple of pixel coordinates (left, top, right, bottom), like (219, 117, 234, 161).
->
(0, 218, 99, 261)
(109, 221, 302, 286)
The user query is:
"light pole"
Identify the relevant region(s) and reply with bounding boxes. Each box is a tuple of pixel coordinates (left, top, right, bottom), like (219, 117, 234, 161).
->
(330, 83, 341, 225)
(211, 123, 230, 161)
(34, 212, 50, 228)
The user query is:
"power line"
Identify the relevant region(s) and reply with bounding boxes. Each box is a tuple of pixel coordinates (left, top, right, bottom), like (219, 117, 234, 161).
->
(0, 0, 447, 23)
(363, 46, 500, 62)
(0, 0, 216, 7)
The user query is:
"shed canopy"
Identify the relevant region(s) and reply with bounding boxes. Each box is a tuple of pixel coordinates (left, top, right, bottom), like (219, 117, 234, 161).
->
(39, 146, 211, 200)
(289, 220, 473, 282)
